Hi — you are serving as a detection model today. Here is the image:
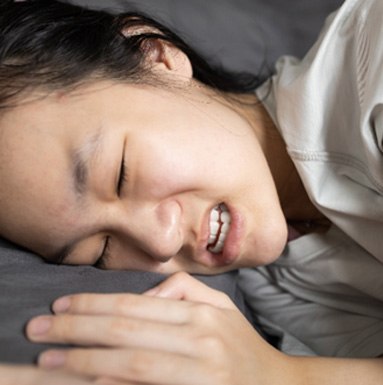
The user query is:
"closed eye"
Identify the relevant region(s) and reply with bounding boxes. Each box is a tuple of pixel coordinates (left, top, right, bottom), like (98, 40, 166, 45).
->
(94, 236, 111, 268)
(117, 142, 128, 196)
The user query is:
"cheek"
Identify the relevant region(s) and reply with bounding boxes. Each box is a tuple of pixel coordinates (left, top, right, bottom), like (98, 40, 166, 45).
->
(137, 152, 199, 198)
(133, 136, 209, 197)
(132, 124, 263, 199)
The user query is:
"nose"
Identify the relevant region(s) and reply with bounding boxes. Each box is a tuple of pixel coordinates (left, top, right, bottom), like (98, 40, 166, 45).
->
(122, 200, 184, 262)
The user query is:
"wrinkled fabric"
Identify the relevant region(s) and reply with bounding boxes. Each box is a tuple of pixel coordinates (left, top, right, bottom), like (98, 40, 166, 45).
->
(240, 0, 383, 358)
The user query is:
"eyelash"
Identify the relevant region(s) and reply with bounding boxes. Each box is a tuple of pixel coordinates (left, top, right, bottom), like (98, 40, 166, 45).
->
(94, 236, 111, 268)
(117, 156, 128, 196)
(95, 151, 128, 268)
(95, 153, 127, 268)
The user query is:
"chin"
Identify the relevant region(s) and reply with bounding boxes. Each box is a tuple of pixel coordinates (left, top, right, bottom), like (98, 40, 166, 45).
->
(242, 224, 288, 268)
(240, 248, 283, 268)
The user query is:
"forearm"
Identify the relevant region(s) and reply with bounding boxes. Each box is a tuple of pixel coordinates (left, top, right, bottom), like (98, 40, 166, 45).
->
(289, 356, 383, 385)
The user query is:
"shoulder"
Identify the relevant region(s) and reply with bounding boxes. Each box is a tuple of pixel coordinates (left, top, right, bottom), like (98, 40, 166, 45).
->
(259, 0, 383, 262)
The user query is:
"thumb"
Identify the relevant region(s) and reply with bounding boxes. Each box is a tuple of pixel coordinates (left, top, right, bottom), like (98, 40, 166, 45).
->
(144, 272, 236, 310)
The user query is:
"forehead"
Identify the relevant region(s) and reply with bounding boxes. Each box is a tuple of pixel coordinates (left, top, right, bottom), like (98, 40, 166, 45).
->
(0, 88, 103, 255)
(0, 81, 130, 155)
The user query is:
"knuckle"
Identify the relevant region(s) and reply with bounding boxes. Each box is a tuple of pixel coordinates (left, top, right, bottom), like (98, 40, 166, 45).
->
(109, 317, 129, 338)
(198, 334, 226, 358)
(191, 303, 219, 325)
(115, 294, 135, 315)
(125, 351, 155, 381)
(70, 294, 89, 310)
(200, 345, 234, 385)
(108, 317, 138, 343)
(65, 349, 91, 372)
(53, 315, 74, 339)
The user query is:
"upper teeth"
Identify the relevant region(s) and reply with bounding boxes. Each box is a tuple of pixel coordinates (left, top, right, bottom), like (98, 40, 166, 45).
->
(207, 203, 231, 254)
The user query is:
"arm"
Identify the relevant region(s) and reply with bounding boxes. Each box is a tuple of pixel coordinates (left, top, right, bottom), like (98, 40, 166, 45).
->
(26, 273, 383, 385)
(288, 356, 383, 385)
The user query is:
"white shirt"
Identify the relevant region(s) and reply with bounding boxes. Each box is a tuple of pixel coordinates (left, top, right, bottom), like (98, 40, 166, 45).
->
(257, 0, 383, 263)
(240, 0, 383, 357)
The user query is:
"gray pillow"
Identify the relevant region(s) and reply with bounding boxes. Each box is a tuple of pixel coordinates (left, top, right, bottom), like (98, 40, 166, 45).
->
(0, 238, 249, 364)
(70, 0, 344, 74)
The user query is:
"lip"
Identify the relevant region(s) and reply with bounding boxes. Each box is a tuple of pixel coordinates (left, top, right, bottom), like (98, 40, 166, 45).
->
(197, 203, 244, 267)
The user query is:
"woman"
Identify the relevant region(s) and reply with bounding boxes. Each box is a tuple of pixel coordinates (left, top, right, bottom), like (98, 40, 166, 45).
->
(0, 0, 382, 384)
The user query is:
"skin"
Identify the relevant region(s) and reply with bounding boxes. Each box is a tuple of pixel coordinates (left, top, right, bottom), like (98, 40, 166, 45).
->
(23, 273, 383, 385)
(2, 37, 379, 385)
(0, 40, 308, 275)
(0, 364, 101, 385)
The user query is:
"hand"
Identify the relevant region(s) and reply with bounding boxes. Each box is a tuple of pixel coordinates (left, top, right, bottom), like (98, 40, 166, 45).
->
(26, 272, 291, 385)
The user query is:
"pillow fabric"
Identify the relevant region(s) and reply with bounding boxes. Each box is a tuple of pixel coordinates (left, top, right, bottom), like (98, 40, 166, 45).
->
(0, 0, 344, 364)
(0, 238, 248, 364)
(70, 0, 344, 74)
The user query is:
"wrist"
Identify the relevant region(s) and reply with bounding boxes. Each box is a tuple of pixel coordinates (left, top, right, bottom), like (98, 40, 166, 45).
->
(287, 356, 383, 385)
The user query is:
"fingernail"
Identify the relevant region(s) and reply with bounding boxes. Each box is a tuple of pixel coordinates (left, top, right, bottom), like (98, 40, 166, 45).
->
(28, 316, 52, 337)
(53, 296, 71, 313)
(39, 350, 66, 369)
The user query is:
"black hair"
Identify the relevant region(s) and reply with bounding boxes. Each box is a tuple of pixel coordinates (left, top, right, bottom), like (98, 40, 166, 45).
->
(0, 0, 265, 109)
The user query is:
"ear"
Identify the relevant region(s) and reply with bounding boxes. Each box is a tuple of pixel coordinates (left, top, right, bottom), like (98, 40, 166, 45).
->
(142, 39, 193, 81)
(122, 25, 193, 82)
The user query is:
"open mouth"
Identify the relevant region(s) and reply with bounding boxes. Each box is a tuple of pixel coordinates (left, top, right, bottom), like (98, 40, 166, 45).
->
(207, 203, 232, 254)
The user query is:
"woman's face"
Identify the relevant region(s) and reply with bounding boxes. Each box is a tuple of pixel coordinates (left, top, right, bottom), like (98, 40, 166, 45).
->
(0, 81, 287, 274)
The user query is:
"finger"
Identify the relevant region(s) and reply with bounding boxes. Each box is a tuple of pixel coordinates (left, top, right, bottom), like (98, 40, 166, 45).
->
(38, 348, 210, 385)
(0, 364, 94, 385)
(144, 272, 236, 310)
(26, 314, 193, 354)
(95, 378, 135, 385)
(52, 292, 192, 324)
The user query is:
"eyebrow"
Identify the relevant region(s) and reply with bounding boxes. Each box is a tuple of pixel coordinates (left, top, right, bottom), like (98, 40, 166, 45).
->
(46, 130, 105, 264)
(72, 129, 104, 197)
